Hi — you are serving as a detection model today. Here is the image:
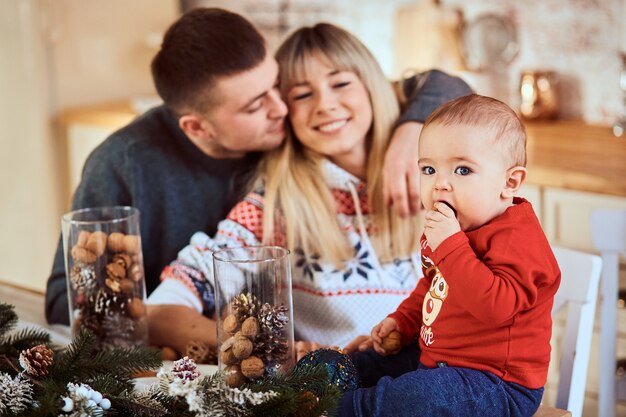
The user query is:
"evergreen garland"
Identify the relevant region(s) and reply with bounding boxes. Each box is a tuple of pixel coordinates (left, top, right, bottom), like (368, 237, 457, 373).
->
(0, 303, 341, 416)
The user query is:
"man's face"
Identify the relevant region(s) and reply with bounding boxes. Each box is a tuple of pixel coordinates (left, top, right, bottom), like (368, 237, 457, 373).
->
(200, 54, 288, 158)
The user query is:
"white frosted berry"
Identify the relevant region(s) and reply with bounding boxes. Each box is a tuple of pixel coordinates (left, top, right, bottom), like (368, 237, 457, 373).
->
(100, 398, 111, 410)
(91, 390, 103, 403)
(75, 385, 90, 398)
(61, 397, 74, 412)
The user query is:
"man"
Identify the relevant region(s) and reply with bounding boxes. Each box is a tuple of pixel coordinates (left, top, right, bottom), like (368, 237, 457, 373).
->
(46, 7, 472, 328)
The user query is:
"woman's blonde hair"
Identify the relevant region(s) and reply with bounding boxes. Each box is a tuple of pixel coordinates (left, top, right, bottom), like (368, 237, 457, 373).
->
(260, 23, 421, 265)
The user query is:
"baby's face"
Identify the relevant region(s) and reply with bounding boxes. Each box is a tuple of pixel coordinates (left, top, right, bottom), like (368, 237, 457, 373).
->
(418, 123, 513, 232)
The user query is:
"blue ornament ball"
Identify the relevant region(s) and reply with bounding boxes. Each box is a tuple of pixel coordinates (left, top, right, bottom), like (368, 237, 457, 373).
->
(294, 348, 360, 392)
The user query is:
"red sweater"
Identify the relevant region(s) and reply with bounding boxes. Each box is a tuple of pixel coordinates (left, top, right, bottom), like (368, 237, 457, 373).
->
(389, 198, 560, 388)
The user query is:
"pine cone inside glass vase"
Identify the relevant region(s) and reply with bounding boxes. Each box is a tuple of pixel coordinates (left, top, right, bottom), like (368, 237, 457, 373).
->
(253, 331, 289, 364)
(19, 345, 54, 377)
(258, 303, 289, 333)
(231, 292, 260, 321)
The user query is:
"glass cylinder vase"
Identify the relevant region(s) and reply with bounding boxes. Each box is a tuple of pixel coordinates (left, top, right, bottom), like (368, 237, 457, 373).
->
(213, 246, 294, 387)
(62, 206, 148, 350)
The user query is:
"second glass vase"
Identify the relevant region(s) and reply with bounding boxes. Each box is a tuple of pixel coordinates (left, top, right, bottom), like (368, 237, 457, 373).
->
(213, 246, 294, 387)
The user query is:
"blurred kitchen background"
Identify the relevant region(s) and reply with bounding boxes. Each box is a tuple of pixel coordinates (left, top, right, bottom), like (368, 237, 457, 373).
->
(2, 0, 624, 291)
(1, 0, 625, 414)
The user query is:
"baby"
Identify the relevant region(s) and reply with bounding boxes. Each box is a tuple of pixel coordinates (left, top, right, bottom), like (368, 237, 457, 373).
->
(341, 94, 561, 417)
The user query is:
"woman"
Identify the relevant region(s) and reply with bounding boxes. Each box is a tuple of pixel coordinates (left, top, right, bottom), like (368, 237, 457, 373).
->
(147, 23, 471, 356)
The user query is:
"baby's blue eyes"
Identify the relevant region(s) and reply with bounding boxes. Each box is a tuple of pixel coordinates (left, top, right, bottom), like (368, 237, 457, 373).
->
(420, 166, 472, 175)
(454, 166, 472, 175)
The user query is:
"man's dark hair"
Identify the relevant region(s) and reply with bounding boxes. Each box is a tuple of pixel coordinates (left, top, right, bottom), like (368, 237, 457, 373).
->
(151, 8, 266, 115)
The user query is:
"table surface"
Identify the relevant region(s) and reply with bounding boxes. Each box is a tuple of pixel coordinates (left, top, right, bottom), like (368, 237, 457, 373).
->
(0, 282, 71, 345)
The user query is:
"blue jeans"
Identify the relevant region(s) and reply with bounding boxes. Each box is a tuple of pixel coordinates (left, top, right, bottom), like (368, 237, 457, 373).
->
(340, 345, 543, 417)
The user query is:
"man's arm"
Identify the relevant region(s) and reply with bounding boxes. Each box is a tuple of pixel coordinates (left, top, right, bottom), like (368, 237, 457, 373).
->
(384, 70, 473, 217)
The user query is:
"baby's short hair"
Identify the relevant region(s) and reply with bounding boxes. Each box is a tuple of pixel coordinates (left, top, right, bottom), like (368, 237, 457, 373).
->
(424, 94, 527, 167)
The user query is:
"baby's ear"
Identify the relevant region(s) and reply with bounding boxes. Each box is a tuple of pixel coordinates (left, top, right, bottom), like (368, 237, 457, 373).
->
(501, 166, 527, 199)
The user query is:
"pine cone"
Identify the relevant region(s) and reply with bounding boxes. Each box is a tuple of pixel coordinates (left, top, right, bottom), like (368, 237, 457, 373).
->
(258, 303, 289, 334)
(69, 262, 97, 294)
(253, 332, 289, 364)
(19, 345, 54, 377)
(101, 314, 136, 344)
(231, 292, 260, 321)
(92, 289, 129, 315)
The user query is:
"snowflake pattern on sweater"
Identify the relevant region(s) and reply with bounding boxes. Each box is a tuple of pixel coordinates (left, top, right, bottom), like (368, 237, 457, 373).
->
(158, 160, 422, 347)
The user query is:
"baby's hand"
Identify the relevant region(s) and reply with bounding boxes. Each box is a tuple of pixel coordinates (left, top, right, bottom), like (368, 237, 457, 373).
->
(371, 318, 399, 356)
(424, 201, 461, 250)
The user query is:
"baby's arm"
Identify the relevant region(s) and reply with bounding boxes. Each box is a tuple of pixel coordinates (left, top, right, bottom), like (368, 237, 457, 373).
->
(430, 223, 552, 324)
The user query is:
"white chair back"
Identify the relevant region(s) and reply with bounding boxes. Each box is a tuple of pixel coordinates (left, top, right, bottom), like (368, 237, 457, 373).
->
(591, 209, 626, 417)
(550, 246, 602, 417)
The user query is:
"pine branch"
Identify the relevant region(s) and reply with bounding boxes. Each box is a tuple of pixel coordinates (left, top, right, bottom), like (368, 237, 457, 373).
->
(248, 364, 342, 417)
(109, 394, 169, 417)
(90, 345, 162, 377)
(4, 327, 52, 352)
(49, 329, 97, 379)
(87, 373, 135, 396)
(0, 303, 18, 338)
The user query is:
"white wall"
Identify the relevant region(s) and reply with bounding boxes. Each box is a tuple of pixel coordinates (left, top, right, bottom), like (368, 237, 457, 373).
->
(0, 0, 178, 293)
(0, 0, 61, 293)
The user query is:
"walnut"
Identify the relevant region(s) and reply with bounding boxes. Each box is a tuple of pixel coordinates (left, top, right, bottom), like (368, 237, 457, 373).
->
(113, 253, 132, 268)
(108, 232, 126, 252)
(105, 277, 121, 293)
(380, 330, 402, 355)
(225, 365, 245, 388)
(124, 234, 141, 254)
(71, 245, 97, 263)
(241, 316, 259, 338)
(223, 314, 239, 334)
(76, 230, 91, 247)
(240, 356, 264, 379)
(85, 231, 107, 256)
(220, 349, 238, 365)
(106, 262, 126, 279)
(232, 337, 253, 360)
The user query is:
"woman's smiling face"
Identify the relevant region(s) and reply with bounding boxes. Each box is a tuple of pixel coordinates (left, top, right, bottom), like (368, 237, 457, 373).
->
(286, 54, 372, 176)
